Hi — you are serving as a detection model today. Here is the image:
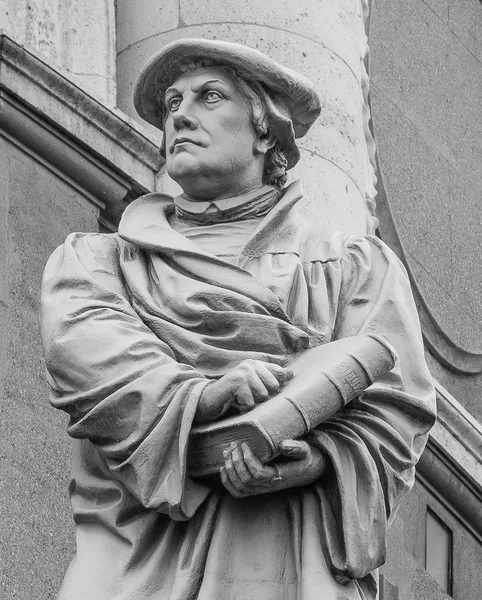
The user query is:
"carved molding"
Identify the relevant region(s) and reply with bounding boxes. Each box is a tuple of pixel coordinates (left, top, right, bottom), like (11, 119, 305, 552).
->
(417, 445, 482, 544)
(417, 382, 482, 542)
(0, 35, 161, 168)
(432, 382, 482, 484)
(359, 0, 379, 234)
(0, 34, 163, 224)
(0, 90, 125, 207)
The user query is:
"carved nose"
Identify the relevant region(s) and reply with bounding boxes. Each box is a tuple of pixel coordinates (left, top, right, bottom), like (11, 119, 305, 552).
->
(173, 112, 198, 131)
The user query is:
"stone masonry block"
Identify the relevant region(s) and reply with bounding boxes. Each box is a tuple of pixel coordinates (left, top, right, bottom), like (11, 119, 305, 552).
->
(292, 150, 366, 235)
(116, 0, 180, 54)
(179, 0, 364, 77)
(370, 0, 482, 198)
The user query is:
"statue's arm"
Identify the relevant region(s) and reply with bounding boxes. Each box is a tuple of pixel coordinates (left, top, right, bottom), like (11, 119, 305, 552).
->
(305, 235, 436, 580)
(40, 232, 212, 519)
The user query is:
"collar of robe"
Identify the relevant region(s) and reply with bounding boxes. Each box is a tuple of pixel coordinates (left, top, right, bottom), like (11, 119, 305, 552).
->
(173, 185, 280, 225)
(118, 180, 305, 270)
(117, 180, 311, 369)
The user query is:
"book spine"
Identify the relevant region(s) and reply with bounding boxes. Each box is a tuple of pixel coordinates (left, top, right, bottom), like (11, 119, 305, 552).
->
(188, 335, 396, 476)
(271, 335, 396, 438)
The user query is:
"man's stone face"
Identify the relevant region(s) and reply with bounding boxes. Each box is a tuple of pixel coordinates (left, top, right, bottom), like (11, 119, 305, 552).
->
(164, 67, 260, 199)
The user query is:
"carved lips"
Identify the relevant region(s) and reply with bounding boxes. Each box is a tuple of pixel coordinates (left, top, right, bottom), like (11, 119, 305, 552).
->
(170, 138, 203, 153)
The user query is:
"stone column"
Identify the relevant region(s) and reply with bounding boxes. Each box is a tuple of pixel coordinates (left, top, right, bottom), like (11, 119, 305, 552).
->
(0, 0, 116, 106)
(116, 0, 377, 234)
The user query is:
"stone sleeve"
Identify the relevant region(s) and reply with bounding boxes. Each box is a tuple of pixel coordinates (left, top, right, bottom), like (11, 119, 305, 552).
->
(40, 232, 212, 520)
(307, 235, 436, 581)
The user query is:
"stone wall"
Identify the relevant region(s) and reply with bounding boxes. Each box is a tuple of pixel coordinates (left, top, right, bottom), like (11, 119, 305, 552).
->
(0, 136, 96, 599)
(369, 1, 482, 598)
(0, 0, 116, 106)
(383, 479, 482, 600)
(369, 0, 482, 422)
(0, 37, 162, 598)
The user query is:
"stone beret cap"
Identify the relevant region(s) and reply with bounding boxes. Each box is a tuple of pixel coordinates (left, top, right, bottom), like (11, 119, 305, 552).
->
(133, 38, 321, 169)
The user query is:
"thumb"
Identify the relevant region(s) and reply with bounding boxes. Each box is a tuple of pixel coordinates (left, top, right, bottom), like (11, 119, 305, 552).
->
(278, 440, 309, 460)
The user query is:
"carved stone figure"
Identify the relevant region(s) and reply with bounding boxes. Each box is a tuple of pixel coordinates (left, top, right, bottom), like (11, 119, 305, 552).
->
(40, 39, 436, 600)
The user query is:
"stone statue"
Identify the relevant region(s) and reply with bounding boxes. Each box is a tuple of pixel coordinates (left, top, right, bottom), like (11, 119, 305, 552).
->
(40, 39, 436, 600)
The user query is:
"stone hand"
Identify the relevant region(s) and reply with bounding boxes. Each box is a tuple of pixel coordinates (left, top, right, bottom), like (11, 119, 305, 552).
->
(195, 360, 293, 423)
(220, 440, 327, 498)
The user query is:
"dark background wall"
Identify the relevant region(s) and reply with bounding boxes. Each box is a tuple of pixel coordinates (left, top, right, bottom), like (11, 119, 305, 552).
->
(369, 0, 482, 421)
(0, 35, 160, 597)
(0, 137, 95, 598)
(369, 1, 482, 598)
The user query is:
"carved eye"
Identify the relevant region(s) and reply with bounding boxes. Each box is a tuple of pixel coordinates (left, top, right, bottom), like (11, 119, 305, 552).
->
(204, 90, 223, 103)
(167, 97, 182, 111)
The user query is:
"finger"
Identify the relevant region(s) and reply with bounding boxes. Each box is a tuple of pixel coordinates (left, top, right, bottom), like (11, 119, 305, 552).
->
(233, 385, 256, 409)
(241, 443, 272, 482)
(245, 373, 270, 404)
(278, 439, 310, 460)
(263, 363, 294, 384)
(230, 442, 252, 484)
(255, 368, 283, 395)
(224, 449, 245, 489)
(220, 467, 246, 498)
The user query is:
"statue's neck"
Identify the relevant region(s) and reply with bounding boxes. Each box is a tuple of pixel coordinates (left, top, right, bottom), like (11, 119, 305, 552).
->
(173, 185, 280, 224)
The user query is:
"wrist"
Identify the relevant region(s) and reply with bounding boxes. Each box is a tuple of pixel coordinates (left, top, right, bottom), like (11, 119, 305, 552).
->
(194, 380, 228, 423)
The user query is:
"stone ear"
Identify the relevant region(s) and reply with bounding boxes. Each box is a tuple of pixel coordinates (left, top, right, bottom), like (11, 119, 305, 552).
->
(253, 130, 276, 156)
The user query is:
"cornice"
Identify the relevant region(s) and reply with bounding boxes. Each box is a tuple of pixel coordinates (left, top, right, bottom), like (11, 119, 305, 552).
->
(417, 441, 482, 544)
(434, 381, 482, 469)
(417, 381, 482, 542)
(0, 35, 164, 224)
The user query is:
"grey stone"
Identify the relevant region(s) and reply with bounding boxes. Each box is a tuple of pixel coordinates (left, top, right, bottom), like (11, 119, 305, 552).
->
(369, 0, 482, 374)
(0, 140, 98, 598)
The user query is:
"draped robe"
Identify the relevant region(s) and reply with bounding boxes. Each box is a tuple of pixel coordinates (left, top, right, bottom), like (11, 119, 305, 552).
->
(40, 181, 436, 600)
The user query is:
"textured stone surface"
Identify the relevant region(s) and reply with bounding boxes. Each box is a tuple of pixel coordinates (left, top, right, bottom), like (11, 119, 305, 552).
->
(431, 382, 482, 487)
(372, 90, 482, 355)
(1, 0, 116, 106)
(382, 480, 482, 600)
(0, 138, 9, 404)
(423, 0, 482, 63)
(179, 0, 364, 76)
(116, 0, 180, 53)
(371, 0, 482, 194)
(292, 150, 366, 235)
(0, 1, 479, 597)
(0, 37, 162, 196)
(425, 351, 482, 424)
(116, 0, 363, 77)
(370, 0, 482, 371)
(0, 139, 98, 599)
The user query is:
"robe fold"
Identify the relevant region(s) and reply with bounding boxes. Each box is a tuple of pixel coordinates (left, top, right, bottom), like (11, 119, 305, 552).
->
(40, 181, 436, 600)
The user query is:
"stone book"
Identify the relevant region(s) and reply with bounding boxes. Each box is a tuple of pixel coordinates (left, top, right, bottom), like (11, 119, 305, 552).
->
(188, 334, 397, 477)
